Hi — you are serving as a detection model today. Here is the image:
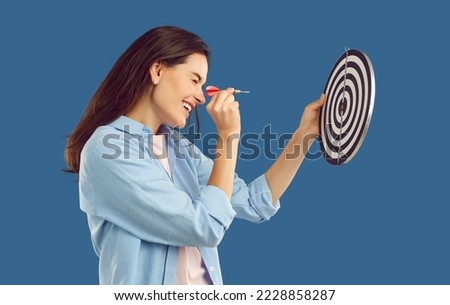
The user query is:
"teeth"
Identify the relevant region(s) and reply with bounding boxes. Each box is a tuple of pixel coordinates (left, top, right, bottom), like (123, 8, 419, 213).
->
(182, 102, 192, 112)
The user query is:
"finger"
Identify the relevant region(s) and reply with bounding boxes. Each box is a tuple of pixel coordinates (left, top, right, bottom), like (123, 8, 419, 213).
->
(308, 93, 327, 110)
(214, 88, 234, 103)
(222, 93, 235, 104)
(207, 90, 227, 109)
(319, 93, 327, 104)
(218, 88, 235, 104)
(226, 87, 235, 94)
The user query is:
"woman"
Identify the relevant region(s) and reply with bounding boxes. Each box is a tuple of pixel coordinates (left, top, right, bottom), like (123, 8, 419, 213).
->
(65, 25, 325, 284)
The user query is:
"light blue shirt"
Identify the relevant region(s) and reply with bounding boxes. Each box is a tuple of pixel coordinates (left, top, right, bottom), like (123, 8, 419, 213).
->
(79, 115, 280, 284)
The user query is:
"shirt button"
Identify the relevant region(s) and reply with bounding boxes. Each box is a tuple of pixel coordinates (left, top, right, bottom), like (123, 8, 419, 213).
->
(209, 266, 214, 272)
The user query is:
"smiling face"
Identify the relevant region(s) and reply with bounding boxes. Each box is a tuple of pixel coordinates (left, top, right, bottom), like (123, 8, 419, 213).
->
(148, 53, 208, 130)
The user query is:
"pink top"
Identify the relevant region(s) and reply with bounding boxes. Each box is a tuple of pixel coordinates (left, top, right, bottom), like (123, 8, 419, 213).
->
(152, 135, 210, 285)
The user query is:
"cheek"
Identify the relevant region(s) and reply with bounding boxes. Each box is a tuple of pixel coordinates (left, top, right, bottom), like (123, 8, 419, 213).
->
(162, 75, 189, 98)
(154, 81, 178, 103)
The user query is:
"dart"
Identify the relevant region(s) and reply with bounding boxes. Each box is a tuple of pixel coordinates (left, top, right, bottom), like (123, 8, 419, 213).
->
(206, 85, 250, 97)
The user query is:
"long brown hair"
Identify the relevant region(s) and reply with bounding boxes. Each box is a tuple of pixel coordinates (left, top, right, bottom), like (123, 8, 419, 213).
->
(64, 26, 210, 173)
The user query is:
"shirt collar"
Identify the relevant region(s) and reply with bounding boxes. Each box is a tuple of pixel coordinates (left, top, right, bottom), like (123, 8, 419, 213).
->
(108, 115, 173, 136)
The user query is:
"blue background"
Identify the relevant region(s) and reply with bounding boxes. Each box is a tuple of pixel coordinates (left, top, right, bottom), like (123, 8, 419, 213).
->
(1, 0, 448, 284)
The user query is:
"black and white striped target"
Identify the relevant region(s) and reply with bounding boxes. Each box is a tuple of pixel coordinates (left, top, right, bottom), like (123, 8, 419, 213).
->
(319, 49, 375, 165)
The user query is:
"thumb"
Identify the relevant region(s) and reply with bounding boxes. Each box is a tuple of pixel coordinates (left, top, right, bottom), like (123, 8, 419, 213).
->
(310, 93, 326, 110)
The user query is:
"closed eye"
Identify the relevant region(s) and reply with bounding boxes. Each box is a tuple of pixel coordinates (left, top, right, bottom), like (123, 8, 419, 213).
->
(190, 72, 204, 85)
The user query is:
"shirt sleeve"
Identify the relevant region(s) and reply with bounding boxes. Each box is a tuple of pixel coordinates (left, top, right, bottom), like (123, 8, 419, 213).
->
(79, 128, 236, 248)
(231, 173, 280, 222)
(191, 140, 281, 223)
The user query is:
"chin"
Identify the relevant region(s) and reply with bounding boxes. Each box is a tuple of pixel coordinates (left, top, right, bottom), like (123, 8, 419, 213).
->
(167, 119, 186, 129)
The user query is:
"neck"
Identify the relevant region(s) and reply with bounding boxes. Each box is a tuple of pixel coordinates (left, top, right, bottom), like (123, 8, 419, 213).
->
(125, 96, 161, 133)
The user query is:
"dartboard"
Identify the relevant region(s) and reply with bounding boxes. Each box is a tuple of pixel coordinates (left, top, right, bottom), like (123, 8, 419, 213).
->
(319, 49, 375, 165)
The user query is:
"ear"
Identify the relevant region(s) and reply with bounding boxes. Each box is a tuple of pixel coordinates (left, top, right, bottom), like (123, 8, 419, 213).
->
(149, 61, 164, 84)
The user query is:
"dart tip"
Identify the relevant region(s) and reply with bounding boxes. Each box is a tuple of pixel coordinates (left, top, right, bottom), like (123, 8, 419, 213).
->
(235, 90, 250, 94)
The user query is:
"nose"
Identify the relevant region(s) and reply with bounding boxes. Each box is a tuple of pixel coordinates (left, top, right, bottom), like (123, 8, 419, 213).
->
(194, 86, 205, 104)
